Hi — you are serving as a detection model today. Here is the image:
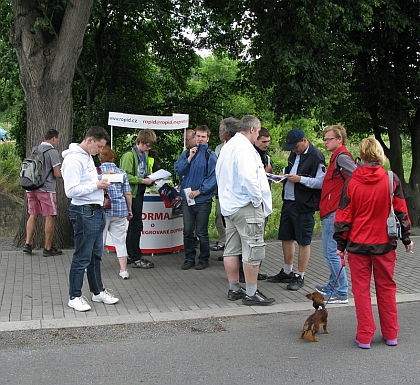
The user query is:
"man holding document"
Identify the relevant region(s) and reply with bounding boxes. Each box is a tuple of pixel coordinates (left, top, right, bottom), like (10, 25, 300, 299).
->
(120, 129, 157, 269)
(174, 125, 218, 271)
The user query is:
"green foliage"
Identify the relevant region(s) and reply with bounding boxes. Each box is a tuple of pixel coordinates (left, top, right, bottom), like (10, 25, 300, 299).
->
(0, 141, 23, 196)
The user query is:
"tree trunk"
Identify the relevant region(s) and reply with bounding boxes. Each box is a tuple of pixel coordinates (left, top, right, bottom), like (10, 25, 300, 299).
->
(405, 114, 420, 227)
(10, 0, 94, 248)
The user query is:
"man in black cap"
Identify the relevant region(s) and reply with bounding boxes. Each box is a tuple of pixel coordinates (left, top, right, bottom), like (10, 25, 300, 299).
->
(267, 129, 325, 290)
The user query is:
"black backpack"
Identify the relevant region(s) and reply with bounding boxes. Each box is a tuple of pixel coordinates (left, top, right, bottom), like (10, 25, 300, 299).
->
(19, 145, 53, 191)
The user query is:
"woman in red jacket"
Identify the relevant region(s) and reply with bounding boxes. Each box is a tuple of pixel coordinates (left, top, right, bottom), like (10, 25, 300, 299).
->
(334, 138, 414, 349)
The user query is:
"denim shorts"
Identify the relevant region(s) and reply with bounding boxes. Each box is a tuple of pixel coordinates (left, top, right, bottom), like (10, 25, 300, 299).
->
(224, 203, 266, 266)
(278, 200, 315, 246)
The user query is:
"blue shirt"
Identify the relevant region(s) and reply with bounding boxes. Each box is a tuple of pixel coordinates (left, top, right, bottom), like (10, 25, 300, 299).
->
(174, 144, 218, 203)
(99, 162, 131, 217)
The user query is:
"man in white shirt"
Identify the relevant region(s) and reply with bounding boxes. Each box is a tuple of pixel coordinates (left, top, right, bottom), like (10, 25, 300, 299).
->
(216, 115, 275, 306)
(62, 126, 119, 312)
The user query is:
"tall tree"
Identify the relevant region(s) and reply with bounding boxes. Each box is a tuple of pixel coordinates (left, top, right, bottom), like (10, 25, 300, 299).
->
(10, 0, 95, 247)
(204, 0, 420, 224)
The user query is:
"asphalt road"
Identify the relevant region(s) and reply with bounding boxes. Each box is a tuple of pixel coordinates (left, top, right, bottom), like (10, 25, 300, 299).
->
(1, 301, 419, 385)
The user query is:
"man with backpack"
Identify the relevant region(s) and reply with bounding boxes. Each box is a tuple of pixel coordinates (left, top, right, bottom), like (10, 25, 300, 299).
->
(174, 125, 218, 270)
(22, 129, 62, 257)
(315, 125, 357, 303)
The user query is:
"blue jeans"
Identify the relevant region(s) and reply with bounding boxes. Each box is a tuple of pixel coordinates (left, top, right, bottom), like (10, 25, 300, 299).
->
(182, 200, 212, 263)
(321, 211, 348, 296)
(68, 204, 106, 298)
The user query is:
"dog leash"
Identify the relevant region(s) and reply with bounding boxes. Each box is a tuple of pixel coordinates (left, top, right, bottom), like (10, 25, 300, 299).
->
(325, 252, 345, 306)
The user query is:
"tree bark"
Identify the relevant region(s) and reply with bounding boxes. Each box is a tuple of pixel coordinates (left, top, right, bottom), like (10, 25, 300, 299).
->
(405, 113, 420, 227)
(10, 0, 94, 248)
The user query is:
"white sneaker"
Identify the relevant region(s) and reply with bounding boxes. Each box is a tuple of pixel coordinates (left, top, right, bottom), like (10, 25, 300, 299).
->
(119, 270, 129, 279)
(92, 289, 119, 304)
(68, 296, 91, 312)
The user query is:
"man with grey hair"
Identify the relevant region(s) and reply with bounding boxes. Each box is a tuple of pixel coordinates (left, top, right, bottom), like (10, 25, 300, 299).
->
(212, 117, 240, 253)
(216, 115, 275, 306)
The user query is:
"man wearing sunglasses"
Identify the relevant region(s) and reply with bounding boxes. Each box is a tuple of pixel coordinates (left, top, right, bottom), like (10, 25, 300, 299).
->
(315, 125, 356, 303)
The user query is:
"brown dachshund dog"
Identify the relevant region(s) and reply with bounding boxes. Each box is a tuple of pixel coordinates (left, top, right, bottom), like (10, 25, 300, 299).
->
(300, 292, 329, 342)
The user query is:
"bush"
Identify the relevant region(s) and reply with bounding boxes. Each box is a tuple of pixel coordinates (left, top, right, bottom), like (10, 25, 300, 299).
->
(0, 142, 24, 197)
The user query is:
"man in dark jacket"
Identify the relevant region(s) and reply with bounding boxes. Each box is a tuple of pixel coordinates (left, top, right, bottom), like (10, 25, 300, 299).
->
(268, 129, 325, 290)
(174, 125, 218, 270)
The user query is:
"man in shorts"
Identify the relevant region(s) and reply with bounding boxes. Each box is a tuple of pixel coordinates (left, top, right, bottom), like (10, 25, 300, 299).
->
(267, 129, 325, 290)
(216, 115, 275, 306)
(23, 129, 63, 257)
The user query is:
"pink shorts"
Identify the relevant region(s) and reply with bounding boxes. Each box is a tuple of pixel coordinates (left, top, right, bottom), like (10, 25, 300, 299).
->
(27, 190, 58, 216)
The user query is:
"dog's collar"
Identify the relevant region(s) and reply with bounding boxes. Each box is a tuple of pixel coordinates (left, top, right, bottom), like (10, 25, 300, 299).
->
(317, 305, 324, 310)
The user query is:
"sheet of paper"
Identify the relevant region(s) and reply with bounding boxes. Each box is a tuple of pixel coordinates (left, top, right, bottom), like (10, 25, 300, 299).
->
(148, 169, 172, 180)
(266, 173, 288, 183)
(102, 173, 124, 183)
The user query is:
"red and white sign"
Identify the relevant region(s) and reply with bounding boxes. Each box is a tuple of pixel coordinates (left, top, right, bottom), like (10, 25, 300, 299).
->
(108, 112, 189, 130)
(105, 194, 184, 254)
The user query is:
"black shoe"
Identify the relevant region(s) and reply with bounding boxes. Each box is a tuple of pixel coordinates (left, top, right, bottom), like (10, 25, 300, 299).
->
(212, 242, 225, 251)
(287, 273, 305, 291)
(228, 287, 246, 301)
(217, 256, 224, 261)
(258, 273, 268, 281)
(23, 244, 32, 254)
(181, 260, 195, 270)
(242, 290, 276, 306)
(195, 261, 209, 270)
(43, 247, 62, 257)
(132, 258, 154, 269)
(267, 268, 294, 283)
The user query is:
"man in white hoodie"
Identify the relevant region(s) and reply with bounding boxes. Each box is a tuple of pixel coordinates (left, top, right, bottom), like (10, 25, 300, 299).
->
(62, 126, 119, 312)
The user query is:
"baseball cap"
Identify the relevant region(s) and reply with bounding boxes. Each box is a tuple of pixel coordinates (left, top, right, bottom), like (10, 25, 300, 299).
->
(283, 129, 305, 151)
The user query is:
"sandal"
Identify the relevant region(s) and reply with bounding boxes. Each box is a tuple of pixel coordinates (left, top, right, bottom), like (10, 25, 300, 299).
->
(132, 258, 155, 269)
(212, 242, 225, 251)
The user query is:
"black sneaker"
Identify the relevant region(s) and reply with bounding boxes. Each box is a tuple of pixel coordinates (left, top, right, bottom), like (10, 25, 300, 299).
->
(242, 290, 276, 306)
(228, 287, 246, 301)
(132, 258, 154, 269)
(181, 260, 195, 270)
(195, 261, 209, 270)
(43, 247, 62, 257)
(267, 268, 294, 283)
(23, 244, 32, 254)
(287, 273, 305, 291)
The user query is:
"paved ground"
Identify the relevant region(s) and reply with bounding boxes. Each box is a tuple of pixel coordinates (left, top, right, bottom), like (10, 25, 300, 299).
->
(0, 237, 418, 331)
